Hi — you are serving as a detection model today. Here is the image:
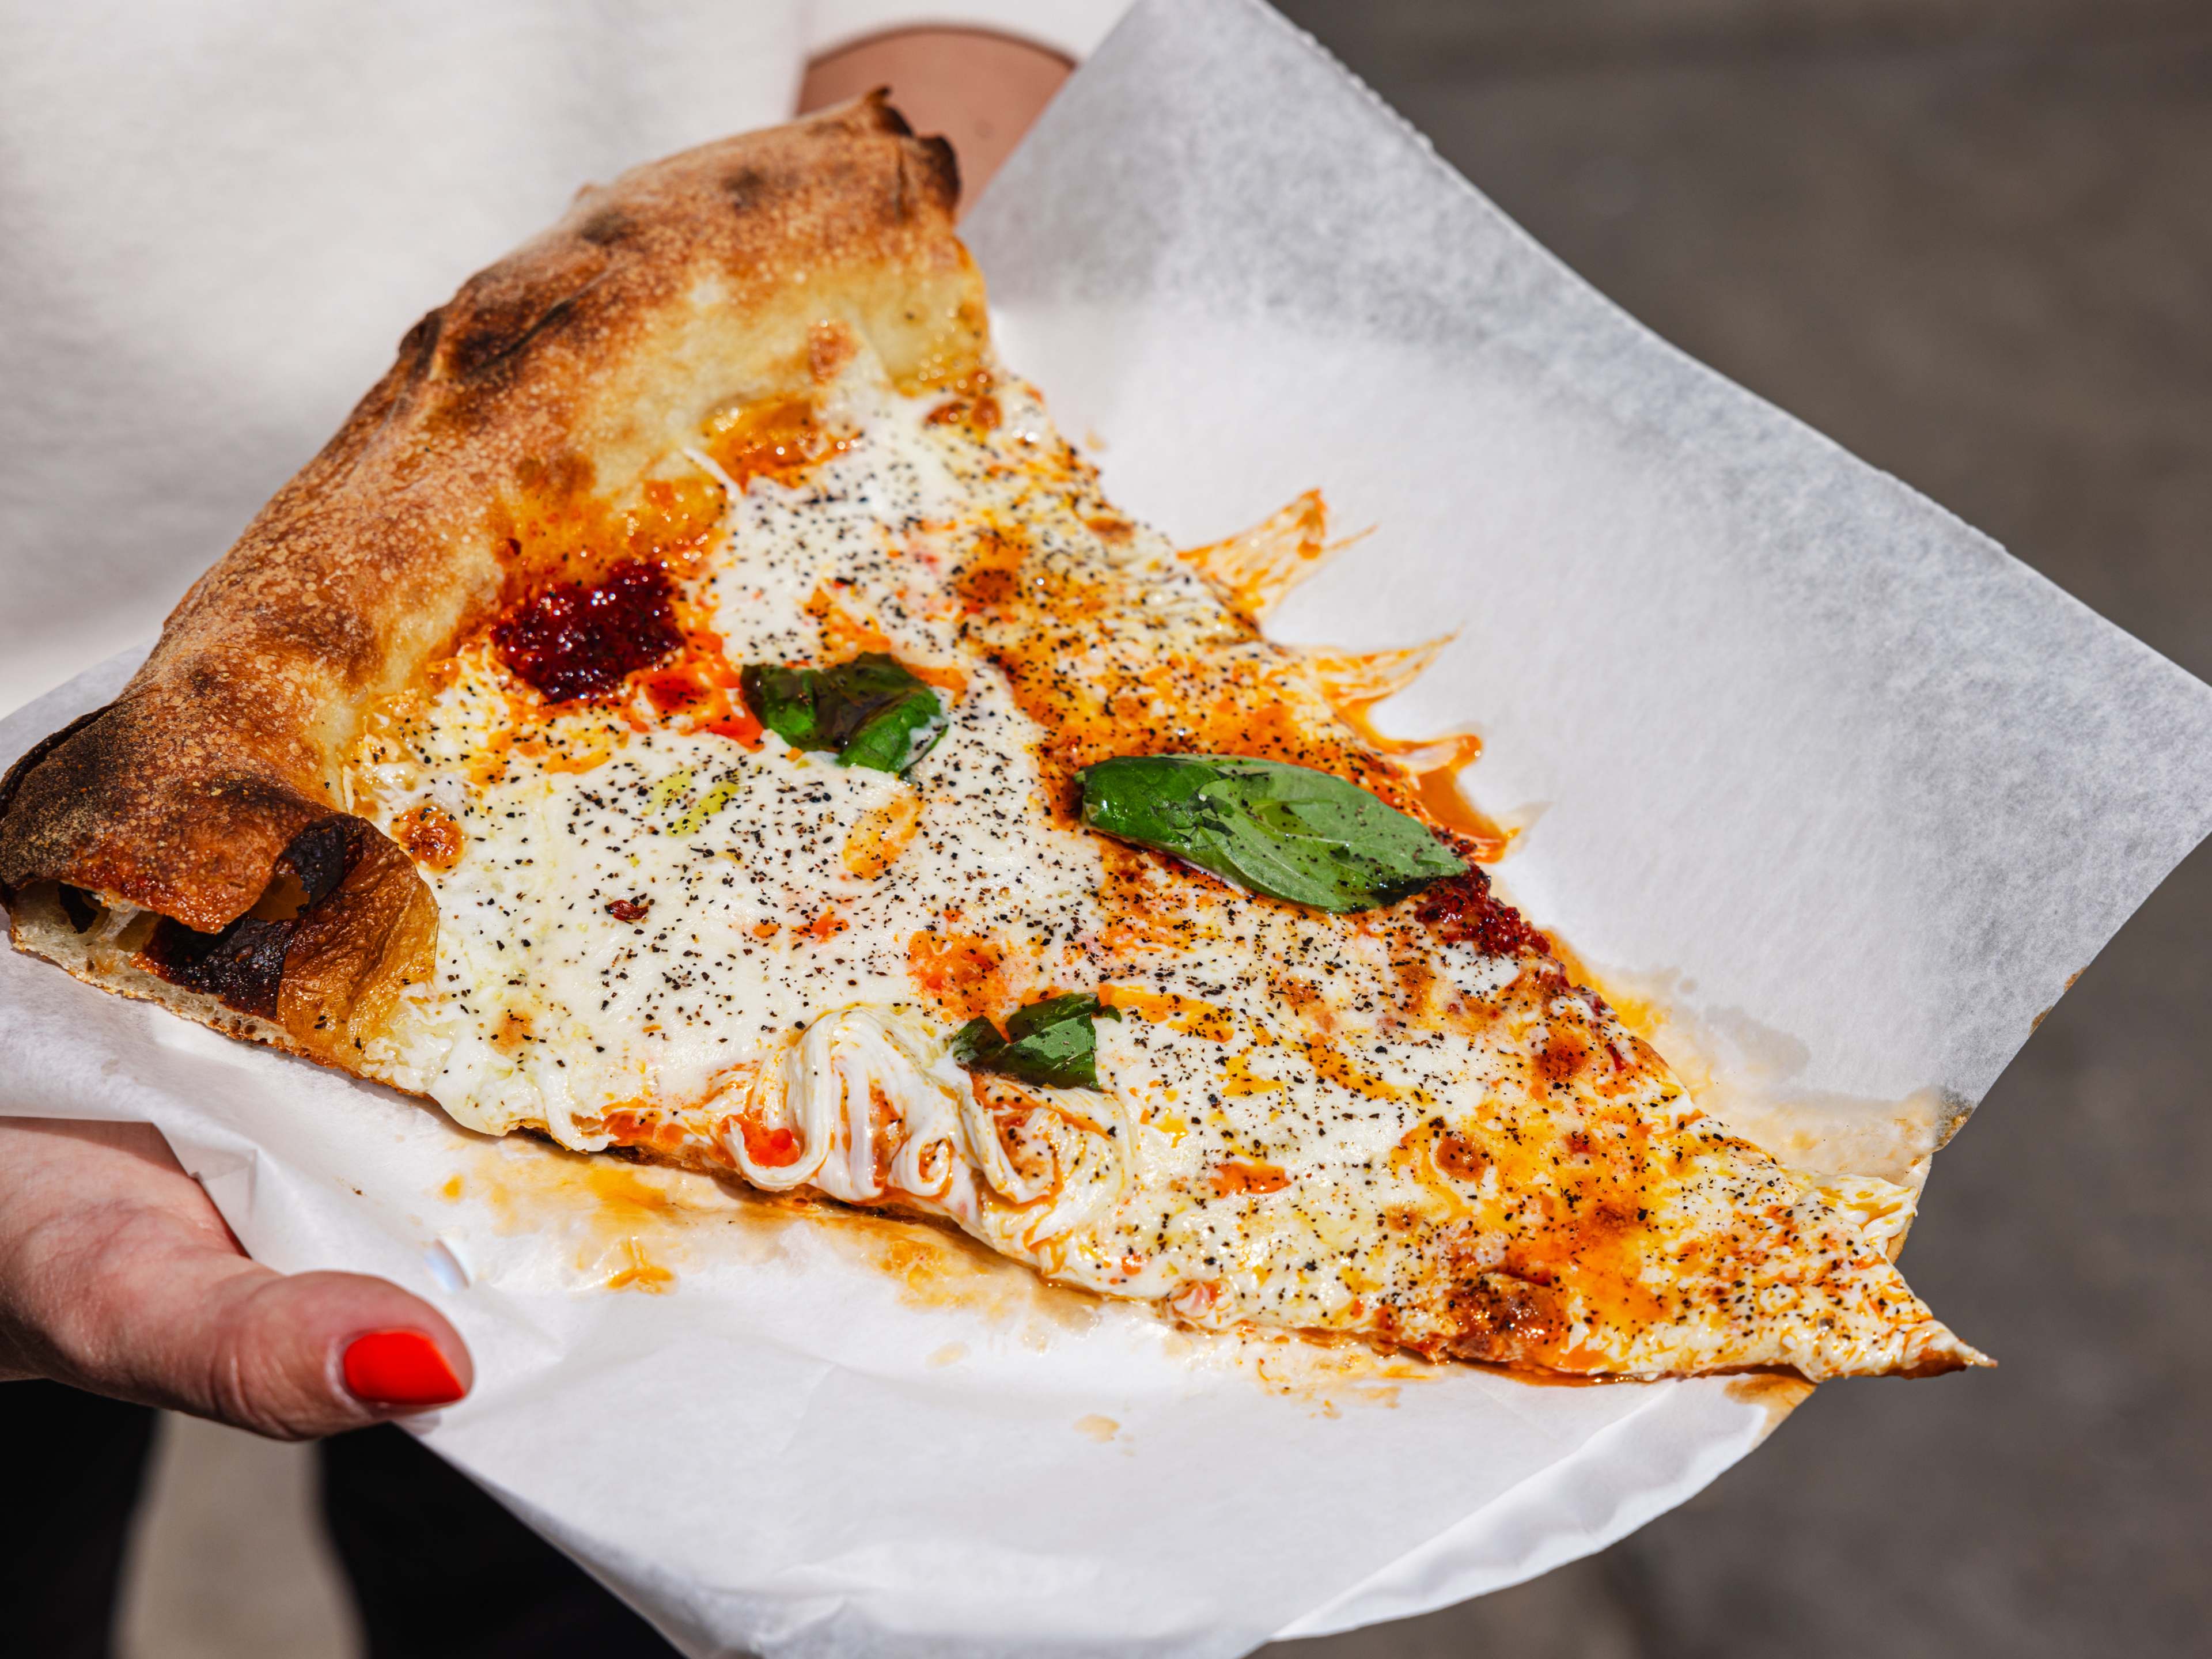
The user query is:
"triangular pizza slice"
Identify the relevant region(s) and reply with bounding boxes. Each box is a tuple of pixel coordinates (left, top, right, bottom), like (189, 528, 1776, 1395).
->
(0, 98, 1984, 1381)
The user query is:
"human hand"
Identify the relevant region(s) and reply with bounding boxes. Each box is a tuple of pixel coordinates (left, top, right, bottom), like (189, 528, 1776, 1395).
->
(0, 1116, 471, 1438)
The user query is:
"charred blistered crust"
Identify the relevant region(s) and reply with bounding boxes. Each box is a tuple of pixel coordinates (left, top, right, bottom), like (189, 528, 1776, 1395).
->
(16, 814, 435, 1070)
(134, 815, 431, 1052)
(0, 94, 982, 1052)
(141, 910, 294, 1018)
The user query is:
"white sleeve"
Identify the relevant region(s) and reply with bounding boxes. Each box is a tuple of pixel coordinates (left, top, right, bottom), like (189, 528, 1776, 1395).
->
(803, 1, 1134, 61)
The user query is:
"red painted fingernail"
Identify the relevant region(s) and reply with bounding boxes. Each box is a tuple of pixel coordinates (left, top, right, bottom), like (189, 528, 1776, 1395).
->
(342, 1330, 466, 1407)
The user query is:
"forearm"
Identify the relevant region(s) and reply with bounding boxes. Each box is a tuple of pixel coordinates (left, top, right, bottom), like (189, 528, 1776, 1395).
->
(800, 27, 1071, 206)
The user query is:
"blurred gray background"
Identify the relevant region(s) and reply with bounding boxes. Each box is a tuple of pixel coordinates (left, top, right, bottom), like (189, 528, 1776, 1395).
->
(105, 3, 2211, 1656)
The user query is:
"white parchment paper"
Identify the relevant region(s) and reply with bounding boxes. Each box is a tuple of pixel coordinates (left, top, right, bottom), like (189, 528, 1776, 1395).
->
(8, 2, 2212, 1653)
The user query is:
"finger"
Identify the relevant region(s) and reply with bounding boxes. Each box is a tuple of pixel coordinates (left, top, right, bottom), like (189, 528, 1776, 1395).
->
(1, 1117, 473, 1438)
(127, 1254, 475, 1440)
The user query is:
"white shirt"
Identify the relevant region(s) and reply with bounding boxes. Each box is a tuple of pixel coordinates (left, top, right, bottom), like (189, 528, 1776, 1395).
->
(0, 1, 1126, 713)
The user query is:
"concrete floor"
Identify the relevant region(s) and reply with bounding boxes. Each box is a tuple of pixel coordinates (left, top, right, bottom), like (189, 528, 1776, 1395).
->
(116, 1418, 358, 1659)
(103, 3, 2212, 1655)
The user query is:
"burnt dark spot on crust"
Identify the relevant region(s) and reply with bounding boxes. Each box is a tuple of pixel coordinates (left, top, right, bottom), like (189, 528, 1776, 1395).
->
(912, 135, 960, 216)
(0, 706, 106, 898)
(141, 914, 293, 1018)
(870, 91, 914, 138)
(447, 290, 585, 381)
(442, 257, 610, 385)
(575, 203, 634, 247)
(177, 657, 234, 706)
(396, 309, 444, 377)
(137, 816, 369, 1018)
(281, 817, 360, 906)
(721, 165, 771, 211)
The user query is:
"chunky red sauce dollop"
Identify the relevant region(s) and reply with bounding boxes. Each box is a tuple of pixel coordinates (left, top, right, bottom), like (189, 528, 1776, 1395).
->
(1415, 861, 1550, 959)
(493, 560, 680, 702)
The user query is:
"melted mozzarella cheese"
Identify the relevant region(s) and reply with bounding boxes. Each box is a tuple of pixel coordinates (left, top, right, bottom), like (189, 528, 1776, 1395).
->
(351, 347, 1980, 1381)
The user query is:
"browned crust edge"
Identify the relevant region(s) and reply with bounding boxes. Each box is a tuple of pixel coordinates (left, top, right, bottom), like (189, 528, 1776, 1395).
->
(0, 95, 979, 1044)
(0, 93, 969, 929)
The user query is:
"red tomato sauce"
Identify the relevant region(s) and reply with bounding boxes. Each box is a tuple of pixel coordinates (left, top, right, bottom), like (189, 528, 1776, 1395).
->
(493, 559, 681, 702)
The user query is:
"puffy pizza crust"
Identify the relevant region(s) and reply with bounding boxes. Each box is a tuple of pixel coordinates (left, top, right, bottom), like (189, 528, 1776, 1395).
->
(0, 94, 983, 1068)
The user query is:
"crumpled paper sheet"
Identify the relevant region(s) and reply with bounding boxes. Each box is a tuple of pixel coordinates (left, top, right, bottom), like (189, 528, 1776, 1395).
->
(7, 2, 2212, 1654)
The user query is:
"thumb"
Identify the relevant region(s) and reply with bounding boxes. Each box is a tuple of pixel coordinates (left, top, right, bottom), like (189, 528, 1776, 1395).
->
(1, 1118, 472, 1440)
(146, 1257, 475, 1440)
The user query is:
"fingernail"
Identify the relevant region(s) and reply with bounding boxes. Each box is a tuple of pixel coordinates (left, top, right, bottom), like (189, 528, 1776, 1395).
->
(342, 1330, 467, 1407)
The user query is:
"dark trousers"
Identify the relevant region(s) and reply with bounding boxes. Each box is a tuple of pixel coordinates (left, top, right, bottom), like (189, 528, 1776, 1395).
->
(2, 1381, 680, 1659)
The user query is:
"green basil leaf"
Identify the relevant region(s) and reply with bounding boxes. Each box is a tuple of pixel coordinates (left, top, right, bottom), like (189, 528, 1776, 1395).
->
(948, 1017, 1003, 1067)
(809, 654, 926, 750)
(950, 991, 1119, 1090)
(837, 687, 947, 775)
(1077, 754, 1465, 913)
(738, 652, 945, 775)
(739, 664, 821, 751)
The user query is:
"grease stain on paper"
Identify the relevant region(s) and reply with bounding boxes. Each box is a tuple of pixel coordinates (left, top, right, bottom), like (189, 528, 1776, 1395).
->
(1233, 1329, 1442, 1417)
(842, 1211, 1105, 1349)
(1726, 1372, 1816, 1435)
(432, 1135, 1106, 1343)
(592, 1234, 676, 1293)
(438, 1135, 820, 1296)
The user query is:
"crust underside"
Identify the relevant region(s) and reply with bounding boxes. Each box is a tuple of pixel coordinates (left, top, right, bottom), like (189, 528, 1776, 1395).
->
(7, 890, 301, 1055)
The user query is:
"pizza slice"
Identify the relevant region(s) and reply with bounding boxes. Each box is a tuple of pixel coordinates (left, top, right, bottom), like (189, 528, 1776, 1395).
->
(0, 97, 1985, 1381)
